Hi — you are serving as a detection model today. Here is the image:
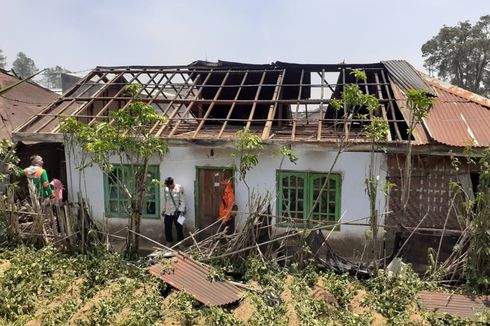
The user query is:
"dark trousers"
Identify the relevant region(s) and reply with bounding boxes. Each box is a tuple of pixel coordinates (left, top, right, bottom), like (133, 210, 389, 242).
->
(164, 213, 184, 242)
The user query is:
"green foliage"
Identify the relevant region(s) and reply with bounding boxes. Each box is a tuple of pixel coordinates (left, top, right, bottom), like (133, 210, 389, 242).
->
(320, 273, 356, 307)
(363, 116, 389, 142)
(249, 293, 288, 326)
(363, 268, 424, 323)
(351, 69, 367, 83)
(289, 277, 329, 325)
(207, 265, 226, 282)
(233, 129, 264, 182)
(280, 145, 298, 164)
(60, 85, 169, 253)
(406, 89, 434, 124)
(0, 246, 478, 325)
(0, 246, 80, 322)
(422, 15, 490, 97)
(202, 306, 243, 326)
(0, 139, 19, 183)
(244, 256, 287, 292)
(12, 52, 38, 79)
(168, 292, 199, 325)
(462, 148, 490, 292)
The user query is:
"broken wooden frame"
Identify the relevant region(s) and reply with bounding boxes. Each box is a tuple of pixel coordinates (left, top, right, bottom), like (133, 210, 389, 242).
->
(15, 63, 410, 143)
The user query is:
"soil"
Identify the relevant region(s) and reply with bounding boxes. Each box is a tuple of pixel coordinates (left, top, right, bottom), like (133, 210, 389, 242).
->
(232, 295, 255, 323)
(311, 281, 338, 309)
(67, 283, 116, 325)
(280, 275, 299, 326)
(0, 260, 11, 272)
(350, 289, 386, 326)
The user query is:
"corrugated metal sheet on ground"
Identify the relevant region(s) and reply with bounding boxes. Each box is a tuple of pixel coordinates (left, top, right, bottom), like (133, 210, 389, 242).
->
(417, 291, 490, 320)
(149, 255, 242, 306)
(423, 81, 490, 147)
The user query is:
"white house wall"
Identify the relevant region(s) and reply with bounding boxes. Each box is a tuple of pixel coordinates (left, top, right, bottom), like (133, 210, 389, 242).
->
(65, 143, 387, 243)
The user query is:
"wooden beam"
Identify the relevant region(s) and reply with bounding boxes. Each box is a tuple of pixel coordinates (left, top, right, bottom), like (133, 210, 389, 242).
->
(245, 71, 267, 131)
(192, 70, 231, 138)
(380, 70, 402, 141)
(217, 72, 249, 139)
(374, 71, 392, 141)
(16, 71, 98, 133)
(291, 69, 305, 141)
(317, 69, 325, 141)
(85, 71, 152, 127)
(36, 71, 116, 134)
(160, 70, 214, 137)
(262, 69, 284, 140)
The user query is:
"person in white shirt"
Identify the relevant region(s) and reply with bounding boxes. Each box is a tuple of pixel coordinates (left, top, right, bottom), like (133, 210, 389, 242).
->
(162, 177, 186, 242)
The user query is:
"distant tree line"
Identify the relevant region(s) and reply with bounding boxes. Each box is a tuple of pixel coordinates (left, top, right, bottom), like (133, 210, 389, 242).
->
(0, 50, 71, 89)
(422, 15, 490, 97)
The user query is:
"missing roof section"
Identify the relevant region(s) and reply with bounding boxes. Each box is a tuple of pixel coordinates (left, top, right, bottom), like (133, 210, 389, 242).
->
(14, 61, 412, 143)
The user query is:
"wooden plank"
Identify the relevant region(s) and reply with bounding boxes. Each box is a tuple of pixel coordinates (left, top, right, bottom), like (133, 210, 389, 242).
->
(37, 71, 114, 134)
(374, 72, 392, 141)
(154, 71, 205, 137)
(291, 69, 305, 141)
(16, 70, 97, 133)
(380, 70, 402, 141)
(262, 69, 284, 140)
(166, 71, 214, 137)
(193, 70, 231, 138)
(87, 71, 160, 126)
(317, 69, 325, 141)
(217, 72, 249, 139)
(47, 71, 125, 133)
(245, 71, 267, 131)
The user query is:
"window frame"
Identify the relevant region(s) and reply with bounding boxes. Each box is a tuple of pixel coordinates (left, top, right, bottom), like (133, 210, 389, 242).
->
(276, 170, 341, 226)
(103, 164, 160, 219)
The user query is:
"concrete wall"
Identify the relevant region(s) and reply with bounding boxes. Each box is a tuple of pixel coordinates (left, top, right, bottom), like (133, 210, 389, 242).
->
(65, 143, 388, 244)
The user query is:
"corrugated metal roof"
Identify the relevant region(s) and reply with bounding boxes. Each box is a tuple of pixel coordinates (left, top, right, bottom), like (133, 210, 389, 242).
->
(382, 60, 434, 94)
(423, 79, 490, 147)
(149, 255, 242, 306)
(0, 69, 58, 139)
(417, 291, 490, 320)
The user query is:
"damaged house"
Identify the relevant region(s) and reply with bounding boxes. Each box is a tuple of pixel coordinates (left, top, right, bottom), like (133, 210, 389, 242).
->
(0, 68, 65, 194)
(12, 60, 490, 256)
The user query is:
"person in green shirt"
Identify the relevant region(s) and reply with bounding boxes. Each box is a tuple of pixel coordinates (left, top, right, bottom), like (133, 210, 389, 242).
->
(19, 155, 53, 198)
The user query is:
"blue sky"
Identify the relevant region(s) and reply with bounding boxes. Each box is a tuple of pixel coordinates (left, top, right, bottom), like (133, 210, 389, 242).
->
(1, 0, 489, 73)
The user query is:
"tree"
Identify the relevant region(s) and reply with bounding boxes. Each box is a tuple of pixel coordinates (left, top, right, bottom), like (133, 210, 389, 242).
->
(12, 52, 38, 79)
(43, 66, 71, 89)
(60, 84, 168, 255)
(0, 50, 6, 69)
(421, 15, 490, 97)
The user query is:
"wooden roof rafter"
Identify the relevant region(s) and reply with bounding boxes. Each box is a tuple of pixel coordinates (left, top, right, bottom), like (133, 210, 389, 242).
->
(14, 63, 412, 145)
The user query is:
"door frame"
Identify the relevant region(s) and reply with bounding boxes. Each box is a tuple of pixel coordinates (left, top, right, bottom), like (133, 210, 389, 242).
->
(195, 166, 235, 229)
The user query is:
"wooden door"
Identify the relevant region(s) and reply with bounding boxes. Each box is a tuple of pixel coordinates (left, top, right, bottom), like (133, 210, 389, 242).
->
(196, 167, 233, 240)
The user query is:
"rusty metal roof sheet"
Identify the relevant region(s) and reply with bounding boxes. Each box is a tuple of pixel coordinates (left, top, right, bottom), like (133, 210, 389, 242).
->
(417, 291, 490, 320)
(382, 60, 434, 95)
(422, 79, 490, 147)
(0, 69, 58, 139)
(149, 255, 242, 306)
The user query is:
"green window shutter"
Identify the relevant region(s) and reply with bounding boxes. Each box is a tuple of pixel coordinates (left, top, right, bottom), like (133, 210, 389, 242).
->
(308, 173, 341, 222)
(103, 164, 160, 219)
(277, 170, 341, 226)
(277, 171, 307, 224)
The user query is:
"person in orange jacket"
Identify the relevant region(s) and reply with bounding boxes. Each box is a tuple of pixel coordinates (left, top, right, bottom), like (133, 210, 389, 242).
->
(219, 179, 235, 223)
